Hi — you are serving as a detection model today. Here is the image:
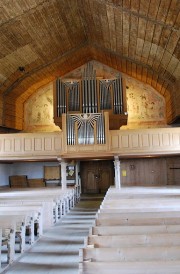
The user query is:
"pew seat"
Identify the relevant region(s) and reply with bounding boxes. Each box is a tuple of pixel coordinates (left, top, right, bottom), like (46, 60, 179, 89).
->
(79, 260, 180, 274)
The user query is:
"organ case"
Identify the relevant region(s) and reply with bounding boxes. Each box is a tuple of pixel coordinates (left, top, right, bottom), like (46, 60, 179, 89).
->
(53, 63, 128, 145)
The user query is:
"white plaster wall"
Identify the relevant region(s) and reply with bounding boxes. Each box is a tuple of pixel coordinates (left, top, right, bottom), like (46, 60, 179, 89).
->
(0, 162, 59, 186)
(0, 164, 13, 186)
(0, 162, 75, 186)
(11, 162, 59, 179)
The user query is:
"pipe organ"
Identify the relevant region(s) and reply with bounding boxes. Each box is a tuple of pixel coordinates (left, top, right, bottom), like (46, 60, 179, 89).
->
(54, 62, 127, 145)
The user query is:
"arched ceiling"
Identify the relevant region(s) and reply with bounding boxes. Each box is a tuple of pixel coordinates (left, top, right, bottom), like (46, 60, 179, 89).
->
(0, 0, 180, 129)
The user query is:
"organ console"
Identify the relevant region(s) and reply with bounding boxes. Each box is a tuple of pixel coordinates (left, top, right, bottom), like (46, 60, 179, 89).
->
(53, 62, 128, 145)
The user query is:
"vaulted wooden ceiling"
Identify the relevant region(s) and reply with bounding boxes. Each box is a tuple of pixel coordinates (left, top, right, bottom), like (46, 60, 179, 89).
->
(0, 0, 179, 130)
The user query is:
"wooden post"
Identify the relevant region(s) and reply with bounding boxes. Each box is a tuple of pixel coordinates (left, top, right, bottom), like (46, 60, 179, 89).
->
(61, 160, 67, 190)
(114, 156, 121, 189)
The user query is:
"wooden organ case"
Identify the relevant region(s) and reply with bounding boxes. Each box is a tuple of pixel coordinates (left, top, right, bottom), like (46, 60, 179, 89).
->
(53, 63, 127, 146)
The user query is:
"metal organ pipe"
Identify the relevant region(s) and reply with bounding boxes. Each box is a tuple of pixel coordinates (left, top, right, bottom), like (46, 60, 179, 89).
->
(56, 78, 60, 117)
(116, 78, 120, 114)
(120, 76, 123, 113)
(114, 79, 117, 114)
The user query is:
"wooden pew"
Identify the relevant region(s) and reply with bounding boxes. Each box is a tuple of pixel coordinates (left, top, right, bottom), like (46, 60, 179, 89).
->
(79, 261, 180, 274)
(0, 186, 77, 273)
(0, 188, 76, 229)
(80, 186, 180, 274)
(90, 224, 180, 236)
(0, 217, 21, 265)
(0, 206, 43, 243)
(85, 233, 180, 247)
(80, 246, 180, 262)
(95, 212, 180, 226)
(100, 198, 180, 210)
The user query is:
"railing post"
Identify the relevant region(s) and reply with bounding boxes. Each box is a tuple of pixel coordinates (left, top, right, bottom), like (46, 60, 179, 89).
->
(114, 156, 121, 189)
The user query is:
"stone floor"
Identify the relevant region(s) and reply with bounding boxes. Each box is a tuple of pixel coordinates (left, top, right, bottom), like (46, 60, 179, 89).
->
(2, 195, 103, 274)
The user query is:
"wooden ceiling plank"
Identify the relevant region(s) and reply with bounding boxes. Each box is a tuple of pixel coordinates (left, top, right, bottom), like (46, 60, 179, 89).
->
(166, 55, 179, 77)
(51, 1, 73, 50)
(121, 58, 127, 73)
(174, 7, 180, 29)
(135, 17, 147, 62)
(147, 24, 163, 67)
(0, 28, 20, 56)
(152, 27, 172, 72)
(139, 0, 151, 17)
(122, 11, 130, 57)
(166, 30, 180, 54)
(126, 60, 132, 76)
(130, 0, 140, 13)
(159, 51, 173, 75)
(116, 57, 122, 72)
(88, 0, 104, 45)
(23, 11, 53, 60)
(53, 0, 80, 51)
(146, 69, 153, 85)
(173, 63, 180, 80)
(145, 20, 155, 43)
(141, 41, 152, 63)
(122, 0, 131, 10)
(136, 64, 142, 81)
(166, 0, 180, 26)
(131, 62, 137, 78)
(156, 0, 172, 23)
(141, 20, 155, 64)
(148, 0, 161, 20)
(39, 5, 65, 56)
(173, 37, 180, 60)
(155, 77, 165, 94)
(128, 14, 138, 59)
(77, 0, 94, 42)
(61, 0, 85, 45)
(151, 71, 159, 89)
(136, 38, 144, 63)
(110, 52, 118, 71)
(100, 2, 111, 50)
(141, 67, 148, 83)
(114, 8, 123, 54)
(158, 27, 172, 49)
(161, 81, 170, 96)
(106, 4, 117, 52)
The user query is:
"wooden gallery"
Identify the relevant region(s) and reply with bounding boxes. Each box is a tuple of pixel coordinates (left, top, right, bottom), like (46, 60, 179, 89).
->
(0, 1, 180, 273)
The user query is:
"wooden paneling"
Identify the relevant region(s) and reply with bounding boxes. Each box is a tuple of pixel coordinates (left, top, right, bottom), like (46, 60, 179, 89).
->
(167, 157, 180, 185)
(110, 127, 180, 155)
(0, 132, 63, 160)
(120, 158, 168, 186)
(44, 166, 60, 180)
(80, 160, 114, 193)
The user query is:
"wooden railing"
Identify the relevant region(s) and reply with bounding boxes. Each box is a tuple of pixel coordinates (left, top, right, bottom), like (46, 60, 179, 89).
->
(0, 128, 179, 160)
(0, 132, 63, 161)
(110, 127, 180, 156)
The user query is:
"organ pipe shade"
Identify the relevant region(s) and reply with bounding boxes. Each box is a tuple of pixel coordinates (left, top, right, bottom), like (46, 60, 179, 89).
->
(55, 64, 124, 116)
(67, 113, 105, 145)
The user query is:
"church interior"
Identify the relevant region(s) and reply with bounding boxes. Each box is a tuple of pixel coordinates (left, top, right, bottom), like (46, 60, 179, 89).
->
(0, 0, 180, 273)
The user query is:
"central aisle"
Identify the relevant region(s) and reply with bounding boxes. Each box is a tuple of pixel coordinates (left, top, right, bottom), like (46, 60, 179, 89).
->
(3, 195, 103, 274)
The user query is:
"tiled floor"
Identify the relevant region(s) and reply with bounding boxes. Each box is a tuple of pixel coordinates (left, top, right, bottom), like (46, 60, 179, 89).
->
(2, 195, 103, 274)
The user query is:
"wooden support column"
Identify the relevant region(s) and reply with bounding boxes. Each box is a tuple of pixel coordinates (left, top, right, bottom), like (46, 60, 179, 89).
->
(114, 156, 121, 189)
(60, 160, 67, 190)
(75, 161, 81, 199)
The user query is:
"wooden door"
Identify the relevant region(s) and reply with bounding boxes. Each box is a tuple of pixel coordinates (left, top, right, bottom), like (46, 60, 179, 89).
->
(86, 170, 98, 193)
(80, 160, 114, 194)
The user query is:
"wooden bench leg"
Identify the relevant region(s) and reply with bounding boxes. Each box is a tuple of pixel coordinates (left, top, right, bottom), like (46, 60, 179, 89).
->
(29, 217, 34, 245)
(7, 229, 15, 264)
